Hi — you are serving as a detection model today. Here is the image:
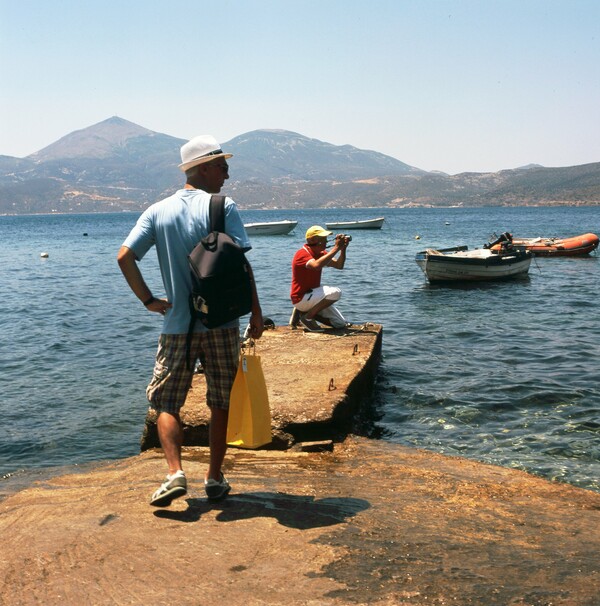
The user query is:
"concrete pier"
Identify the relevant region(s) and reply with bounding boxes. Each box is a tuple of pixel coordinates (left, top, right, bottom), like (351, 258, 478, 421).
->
(141, 323, 383, 450)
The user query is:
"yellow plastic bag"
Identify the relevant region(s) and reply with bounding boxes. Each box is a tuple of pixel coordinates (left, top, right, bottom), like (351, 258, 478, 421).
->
(226, 344, 272, 448)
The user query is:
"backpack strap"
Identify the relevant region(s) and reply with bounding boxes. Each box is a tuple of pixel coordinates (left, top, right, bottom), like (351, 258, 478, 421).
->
(186, 194, 226, 371)
(209, 195, 226, 233)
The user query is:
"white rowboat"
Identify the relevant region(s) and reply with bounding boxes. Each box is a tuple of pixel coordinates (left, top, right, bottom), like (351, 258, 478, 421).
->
(244, 220, 298, 236)
(415, 246, 532, 283)
(325, 217, 385, 230)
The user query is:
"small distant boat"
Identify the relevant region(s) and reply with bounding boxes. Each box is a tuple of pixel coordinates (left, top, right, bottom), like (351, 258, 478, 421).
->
(492, 232, 599, 256)
(325, 217, 385, 230)
(244, 220, 298, 236)
(416, 235, 532, 283)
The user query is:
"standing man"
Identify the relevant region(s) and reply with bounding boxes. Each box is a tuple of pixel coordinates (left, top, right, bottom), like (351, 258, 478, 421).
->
(290, 225, 350, 331)
(118, 135, 263, 507)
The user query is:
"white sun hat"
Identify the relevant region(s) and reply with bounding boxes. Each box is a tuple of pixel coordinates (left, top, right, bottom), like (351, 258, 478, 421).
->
(178, 135, 233, 172)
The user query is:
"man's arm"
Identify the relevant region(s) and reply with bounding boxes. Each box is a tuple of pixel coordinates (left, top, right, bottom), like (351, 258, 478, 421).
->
(223, 201, 264, 338)
(306, 235, 349, 270)
(117, 246, 172, 315)
(245, 262, 264, 339)
(306, 243, 341, 270)
(328, 234, 350, 269)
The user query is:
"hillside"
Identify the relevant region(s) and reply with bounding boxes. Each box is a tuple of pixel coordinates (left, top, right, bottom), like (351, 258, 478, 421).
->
(225, 129, 422, 181)
(1, 117, 599, 214)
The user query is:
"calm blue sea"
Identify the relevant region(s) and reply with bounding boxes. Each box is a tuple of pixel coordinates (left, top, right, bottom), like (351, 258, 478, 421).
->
(1, 206, 599, 496)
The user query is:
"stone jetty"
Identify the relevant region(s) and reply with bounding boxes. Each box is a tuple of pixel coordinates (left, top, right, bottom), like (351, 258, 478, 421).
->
(141, 323, 384, 450)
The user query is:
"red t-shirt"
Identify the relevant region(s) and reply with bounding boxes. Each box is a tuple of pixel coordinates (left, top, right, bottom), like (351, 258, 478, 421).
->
(290, 245, 324, 304)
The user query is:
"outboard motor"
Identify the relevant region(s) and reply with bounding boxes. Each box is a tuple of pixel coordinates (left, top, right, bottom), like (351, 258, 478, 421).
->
(485, 231, 513, 251)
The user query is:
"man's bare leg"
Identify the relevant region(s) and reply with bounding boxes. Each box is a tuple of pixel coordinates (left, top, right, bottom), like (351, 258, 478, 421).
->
(207, 407, 229, 481)
(157, 411, 184, 475)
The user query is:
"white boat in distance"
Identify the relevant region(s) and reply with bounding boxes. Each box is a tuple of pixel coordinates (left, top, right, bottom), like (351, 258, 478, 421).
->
(244, 220, 298, 236)
(415, 245, 532, 283)
(325, 217, 385, 230)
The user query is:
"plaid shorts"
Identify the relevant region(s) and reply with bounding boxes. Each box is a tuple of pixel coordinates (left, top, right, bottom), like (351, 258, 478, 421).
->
(146, 328, 240, 414)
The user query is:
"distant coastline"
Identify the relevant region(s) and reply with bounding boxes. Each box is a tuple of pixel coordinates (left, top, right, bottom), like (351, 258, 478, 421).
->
(2, 200, 600, 217)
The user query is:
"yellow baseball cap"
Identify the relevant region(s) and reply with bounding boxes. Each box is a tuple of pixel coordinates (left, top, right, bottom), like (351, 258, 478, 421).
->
(305, 225, 332, 240)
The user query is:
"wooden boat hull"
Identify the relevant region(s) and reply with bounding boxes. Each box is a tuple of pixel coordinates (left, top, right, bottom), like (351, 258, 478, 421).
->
(325, 217, 385, 230)
(493, 233, 599, 256)
(415, 246, 532, 283)
(244, 220, 298, 236)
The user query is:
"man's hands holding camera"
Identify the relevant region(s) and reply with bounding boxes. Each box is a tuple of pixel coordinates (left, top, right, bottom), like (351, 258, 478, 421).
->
(335, 233, 352, 249)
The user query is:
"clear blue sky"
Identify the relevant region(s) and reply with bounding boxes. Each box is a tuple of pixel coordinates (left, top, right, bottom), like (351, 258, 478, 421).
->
(1, 0, 598, 174)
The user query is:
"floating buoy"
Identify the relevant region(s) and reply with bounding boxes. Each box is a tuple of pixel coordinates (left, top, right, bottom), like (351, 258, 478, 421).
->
(415, 235, 421, 240)
(40, 252, 49, 258)
(445, 222, 450, 225)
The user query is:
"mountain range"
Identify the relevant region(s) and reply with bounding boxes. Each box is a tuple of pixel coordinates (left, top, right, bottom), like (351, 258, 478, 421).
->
(1, 116, 599, 214)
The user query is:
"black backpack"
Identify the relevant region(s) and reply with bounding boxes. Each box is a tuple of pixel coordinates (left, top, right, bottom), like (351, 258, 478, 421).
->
(186, 195, 253, 367)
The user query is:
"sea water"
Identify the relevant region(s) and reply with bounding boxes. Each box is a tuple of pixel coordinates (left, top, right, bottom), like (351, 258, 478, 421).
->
(0, 206, 598, 495)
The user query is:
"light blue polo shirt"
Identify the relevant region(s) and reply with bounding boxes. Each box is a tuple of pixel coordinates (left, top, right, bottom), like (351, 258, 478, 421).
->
(123, 188, 251, 334)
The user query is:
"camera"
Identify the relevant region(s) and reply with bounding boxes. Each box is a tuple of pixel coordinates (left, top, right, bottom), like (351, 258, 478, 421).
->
(339, 234, 352, 242)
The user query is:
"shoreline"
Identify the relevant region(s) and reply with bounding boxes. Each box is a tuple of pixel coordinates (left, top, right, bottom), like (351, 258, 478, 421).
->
(2, 200, 600, 217)
(4, 428, 600, 504)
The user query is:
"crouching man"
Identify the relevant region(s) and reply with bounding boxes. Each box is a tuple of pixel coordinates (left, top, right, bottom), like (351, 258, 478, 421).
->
(290, 225, 350, 332)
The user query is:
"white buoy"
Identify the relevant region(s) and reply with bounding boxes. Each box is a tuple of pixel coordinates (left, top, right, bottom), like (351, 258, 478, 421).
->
(40, 252, 49, 258)
(415, 235, 421, 240)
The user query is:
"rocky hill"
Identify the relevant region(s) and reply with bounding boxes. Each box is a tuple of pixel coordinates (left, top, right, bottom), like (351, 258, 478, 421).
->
(1, 116, 599, 214)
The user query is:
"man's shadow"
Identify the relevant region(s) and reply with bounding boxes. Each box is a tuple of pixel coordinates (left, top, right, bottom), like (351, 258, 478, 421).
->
(154, 492, 370, 529)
